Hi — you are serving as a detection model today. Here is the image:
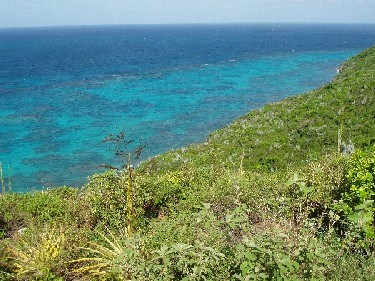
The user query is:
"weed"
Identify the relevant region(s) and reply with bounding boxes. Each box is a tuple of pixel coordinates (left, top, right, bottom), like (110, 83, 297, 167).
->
(102, 128, 146, 234)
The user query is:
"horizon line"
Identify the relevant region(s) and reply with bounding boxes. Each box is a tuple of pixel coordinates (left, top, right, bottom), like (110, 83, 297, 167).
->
(1, 21, 375, 30)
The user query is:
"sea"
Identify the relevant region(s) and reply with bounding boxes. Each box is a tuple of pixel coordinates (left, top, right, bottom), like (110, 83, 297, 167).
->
(1, 23, 375, 192)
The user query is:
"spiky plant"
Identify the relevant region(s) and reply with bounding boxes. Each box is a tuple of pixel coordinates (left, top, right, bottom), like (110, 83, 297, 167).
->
(70, 228, 131, 280)
(6, 227, 65, 279)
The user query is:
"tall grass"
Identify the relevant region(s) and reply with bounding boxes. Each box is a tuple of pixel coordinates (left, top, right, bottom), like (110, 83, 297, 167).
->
(0, 163, 11, 194)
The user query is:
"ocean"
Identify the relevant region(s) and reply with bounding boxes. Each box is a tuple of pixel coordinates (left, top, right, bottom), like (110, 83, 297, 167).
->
(1, 23, 375, 192)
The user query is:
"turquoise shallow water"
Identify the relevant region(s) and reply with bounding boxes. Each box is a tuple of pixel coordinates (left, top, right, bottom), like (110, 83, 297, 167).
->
(1, 24, 375, 192)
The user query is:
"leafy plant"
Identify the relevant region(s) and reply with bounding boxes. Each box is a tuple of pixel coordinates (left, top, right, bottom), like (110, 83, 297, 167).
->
(151, 242, 227, 280)
(336, 145, 375, 244)
(235, 232, 332, 280)
(343, 146, 375, 208)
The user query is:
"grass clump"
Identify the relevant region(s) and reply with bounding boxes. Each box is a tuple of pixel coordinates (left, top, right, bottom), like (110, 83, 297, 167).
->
(4, 226, 65, 280)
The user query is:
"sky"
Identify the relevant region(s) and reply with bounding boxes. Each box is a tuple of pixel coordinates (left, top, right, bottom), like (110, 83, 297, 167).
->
(1, 0, 375, 28)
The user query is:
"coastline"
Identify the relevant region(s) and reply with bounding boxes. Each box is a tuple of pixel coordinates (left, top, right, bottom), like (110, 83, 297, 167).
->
(2, 23, 375, 191)
(1, 45, 374, 280)
(141, 46, 375, 175)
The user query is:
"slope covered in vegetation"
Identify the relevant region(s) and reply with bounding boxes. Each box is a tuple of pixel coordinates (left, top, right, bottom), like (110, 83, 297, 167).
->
(1, 47, 375, 280)
(149, 46, 375, 174)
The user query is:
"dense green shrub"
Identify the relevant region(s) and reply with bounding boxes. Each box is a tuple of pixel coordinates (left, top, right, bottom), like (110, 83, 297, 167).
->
(235, 232, 332, 280)
(85, 171, 130, 230)
(0, 187, 85, 239)
(343, 146, 375, 208)
(337, 146, 375, 242)
(136, 170, 190, 209)
(327, 252, 375, 281)
(150, 242, 228, 280)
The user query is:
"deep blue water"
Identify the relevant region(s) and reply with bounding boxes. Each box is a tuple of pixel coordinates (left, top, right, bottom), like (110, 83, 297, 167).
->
(1, 24, 375, 192)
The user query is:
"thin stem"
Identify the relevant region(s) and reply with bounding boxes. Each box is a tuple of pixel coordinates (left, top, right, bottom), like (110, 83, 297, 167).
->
(0, 162, 5, 194)
(127, 153, 134, 235)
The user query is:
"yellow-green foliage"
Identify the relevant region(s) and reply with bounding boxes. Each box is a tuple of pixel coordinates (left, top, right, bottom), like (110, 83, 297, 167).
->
(137, 170, 189, 207)
(344, 145, 375, 208)
(6, 227, 65, 280)
(70, 229, 125, 279)
(68, 228, 146, 281)
(338, 145, 375, 242)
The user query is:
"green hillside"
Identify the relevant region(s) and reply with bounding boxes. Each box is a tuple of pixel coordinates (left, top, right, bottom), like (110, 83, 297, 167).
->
(146, 46, 375, 174)
(1, 47, 375, 280)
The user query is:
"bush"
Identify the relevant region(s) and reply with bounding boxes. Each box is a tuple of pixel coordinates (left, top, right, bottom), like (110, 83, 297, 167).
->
(0, 187, 86, 238)
(337, 146, 375, 243)
(343, 146, 375, 208)
(85, 171, 130, 230)
(235, 232, 332, 280)
(150, 242, 228, 280)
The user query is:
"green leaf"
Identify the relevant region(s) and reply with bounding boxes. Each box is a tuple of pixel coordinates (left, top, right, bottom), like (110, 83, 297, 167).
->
(244, 252, 257, 261)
